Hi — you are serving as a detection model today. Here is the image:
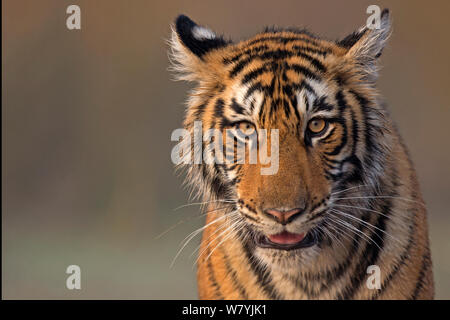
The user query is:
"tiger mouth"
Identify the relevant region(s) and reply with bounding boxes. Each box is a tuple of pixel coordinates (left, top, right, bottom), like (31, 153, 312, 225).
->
(254, 230, 317, 251)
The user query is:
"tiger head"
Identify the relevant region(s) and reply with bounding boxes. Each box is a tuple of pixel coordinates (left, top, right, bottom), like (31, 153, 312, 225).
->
(170, 10, 392, 265)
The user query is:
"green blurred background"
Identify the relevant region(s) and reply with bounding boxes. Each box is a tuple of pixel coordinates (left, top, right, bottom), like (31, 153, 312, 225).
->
(2, 0, 450, 299)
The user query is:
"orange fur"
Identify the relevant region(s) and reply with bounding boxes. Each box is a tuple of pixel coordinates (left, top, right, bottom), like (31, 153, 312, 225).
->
(171, 11, 434, 299)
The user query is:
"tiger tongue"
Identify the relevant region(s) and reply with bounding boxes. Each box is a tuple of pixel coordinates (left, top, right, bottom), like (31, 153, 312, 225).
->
(268, 231, 305, 245)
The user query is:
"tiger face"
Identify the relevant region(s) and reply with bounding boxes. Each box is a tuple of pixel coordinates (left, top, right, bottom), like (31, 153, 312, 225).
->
(224, 74, 341, 252)
(171, 12, 391, 266)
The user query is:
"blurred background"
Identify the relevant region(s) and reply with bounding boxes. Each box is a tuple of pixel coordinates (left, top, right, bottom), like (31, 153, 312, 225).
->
(2, 0, 450, 299)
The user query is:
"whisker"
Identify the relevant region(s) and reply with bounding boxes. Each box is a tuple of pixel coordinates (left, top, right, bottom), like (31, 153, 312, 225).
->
(173, 199, 236, 211)
(331, 209, 401, 244)
(195, 219, 243, 267)
(194, 215, 241, 262)
(329, 215, 382, 250)
(326, 217, 364, 252)
(156, 205, 234, 240)
(190, 214, 241, 258)
(155, 220, 185, 240)
(169, 212, 237, 268)
(319, 223, 347, 252)
(332, 204, 391, 219)
(331, 184, 370, 196)
(328, 218, 373, 248)
(332, 196, 425, 207)
(203, 225, 240, 264)
(323, 220, 353, 248)
(180, 211, 236, 248)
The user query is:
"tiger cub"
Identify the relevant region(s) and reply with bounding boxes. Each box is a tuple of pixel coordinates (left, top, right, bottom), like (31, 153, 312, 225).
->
(169, 9, 434, 299)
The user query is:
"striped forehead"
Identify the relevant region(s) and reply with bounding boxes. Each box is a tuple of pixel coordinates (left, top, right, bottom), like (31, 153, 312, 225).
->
(223, 32, 332, 81)
(226, 68, 336, 123)
(218, 33, 342, 124)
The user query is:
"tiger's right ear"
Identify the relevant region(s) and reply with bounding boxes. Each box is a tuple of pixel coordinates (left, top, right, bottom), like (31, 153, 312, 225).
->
(169, 15, 230, 82)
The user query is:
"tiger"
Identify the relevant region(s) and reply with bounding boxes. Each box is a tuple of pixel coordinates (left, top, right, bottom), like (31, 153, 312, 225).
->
(169, 9, 434, 299)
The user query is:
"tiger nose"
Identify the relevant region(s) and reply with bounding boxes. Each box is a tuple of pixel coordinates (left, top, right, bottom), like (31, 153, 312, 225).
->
(263, 207, 305, 225)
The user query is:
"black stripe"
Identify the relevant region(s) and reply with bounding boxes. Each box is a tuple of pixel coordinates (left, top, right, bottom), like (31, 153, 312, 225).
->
(230, 56, 254, 78)
(349, 99, 359, 155)
(411, 249, 432, 299)
(296, 51, 326, 72)
(208, 165, 231, 197)
(336, 92, 362, 184)
(223, 45, 270, 64)
(205, 242, 224, 299)
(291, 80, 316, 97)
(258, 96, 268, 124)
(241, 62, 274, 84)
(340, 154, 364, 184)
(213, 99, 233, 130)
(282, 98, 292, 118)
(290, 94, 301, 123)
(192, 103, 207, 120)
(348, 89, 381, 175)
(284, 63, 320, 81)
(312, 96, 334, 112)
(245, 35, 327, 48)
(230, 48, 326, 73)
(291, 45, 330, 57)
(230, 98, 246, 115)
(214, 98, 225, 117)
(244, 82, 264, 100)
(219, 245, 249, 299)
(324, 91, 348, 156)
(238, 230, 282, 299)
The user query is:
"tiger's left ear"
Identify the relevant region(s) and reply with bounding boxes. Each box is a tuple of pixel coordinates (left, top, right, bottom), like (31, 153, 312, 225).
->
(339, 8, 391, 81)
(169, 15, 230, 82)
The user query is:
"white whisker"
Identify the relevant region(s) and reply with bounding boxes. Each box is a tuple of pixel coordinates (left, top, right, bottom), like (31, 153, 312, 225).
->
(331, 184, 370, 196)
(169, 211, 237, 268)
(332, 204, 390, 219)
(195, 216, 240, 263)
(331, 209, 401, 244)
(319, 223, 347, 252)
(332, 195, 425, 206)
(329, 215, 382, 250)
(190, 214, 241, 258)
(173, 199, 236, 211)
(195, 219, 244, 267)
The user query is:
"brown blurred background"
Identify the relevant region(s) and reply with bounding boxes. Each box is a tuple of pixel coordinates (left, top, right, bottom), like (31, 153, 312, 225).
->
(2, 0, 450, 299)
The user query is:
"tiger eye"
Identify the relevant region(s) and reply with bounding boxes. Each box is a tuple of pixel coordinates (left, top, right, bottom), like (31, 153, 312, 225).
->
(308, 118, 326, 133)
(236, 121, 255, 135)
